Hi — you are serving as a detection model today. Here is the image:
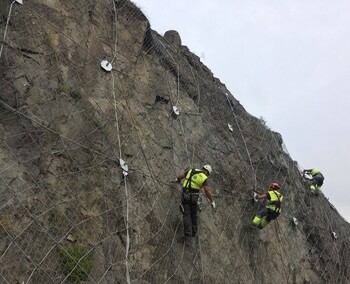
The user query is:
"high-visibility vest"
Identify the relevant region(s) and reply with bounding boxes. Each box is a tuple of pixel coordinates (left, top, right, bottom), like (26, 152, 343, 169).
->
(311, 169, 321, 176)
(267, 190, 283, 213)
(182, 169, 208, 191)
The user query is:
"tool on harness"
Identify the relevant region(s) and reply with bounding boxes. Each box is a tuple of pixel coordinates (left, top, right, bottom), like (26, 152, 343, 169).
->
(302, 172, 313, 180)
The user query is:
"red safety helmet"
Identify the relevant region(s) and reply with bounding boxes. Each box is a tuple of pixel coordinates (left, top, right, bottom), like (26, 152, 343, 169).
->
(269, 182, 280, 190)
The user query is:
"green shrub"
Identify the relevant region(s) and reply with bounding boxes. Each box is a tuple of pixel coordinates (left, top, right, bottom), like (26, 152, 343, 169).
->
(57, 82, 70, 94)
(59, 244, 94, 283)
(56, 82, 82, 102)
(69, 88, 82, 101)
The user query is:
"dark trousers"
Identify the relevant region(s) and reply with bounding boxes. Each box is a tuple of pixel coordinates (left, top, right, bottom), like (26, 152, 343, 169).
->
(182, 191, 199, 236)
(252, 207, 280, 229)
(257, 207, 279, 223)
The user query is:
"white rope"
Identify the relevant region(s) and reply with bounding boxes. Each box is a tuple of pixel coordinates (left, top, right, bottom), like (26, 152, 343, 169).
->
(225, 95, 257, 189)
(0, 1, 17, 59)
(111, 1, 130, 283)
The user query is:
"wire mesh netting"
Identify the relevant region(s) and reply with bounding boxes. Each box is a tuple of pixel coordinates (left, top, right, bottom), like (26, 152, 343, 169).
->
(1, 1, 350, 283)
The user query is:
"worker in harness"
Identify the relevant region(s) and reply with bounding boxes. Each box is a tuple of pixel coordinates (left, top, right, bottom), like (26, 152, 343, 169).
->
(251, 182, 283, 229)
(175, 165, 215, 238)
(302, 168, 324, 195)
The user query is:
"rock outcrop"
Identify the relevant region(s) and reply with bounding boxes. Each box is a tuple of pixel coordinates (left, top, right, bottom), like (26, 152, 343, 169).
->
(1, 0, 349, 283)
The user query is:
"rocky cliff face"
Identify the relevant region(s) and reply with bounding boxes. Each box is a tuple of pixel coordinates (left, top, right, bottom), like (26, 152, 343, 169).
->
(1, 1, 350, 283)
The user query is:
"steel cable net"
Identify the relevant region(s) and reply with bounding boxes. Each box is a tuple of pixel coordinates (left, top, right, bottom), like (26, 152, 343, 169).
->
(0, 1, 349, 283)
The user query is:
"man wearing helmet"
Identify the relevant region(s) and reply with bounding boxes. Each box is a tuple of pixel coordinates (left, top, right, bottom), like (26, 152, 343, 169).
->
(251, 182, 284, 229)
(302, 168, 324, 195)
(175, 165, 215, 238)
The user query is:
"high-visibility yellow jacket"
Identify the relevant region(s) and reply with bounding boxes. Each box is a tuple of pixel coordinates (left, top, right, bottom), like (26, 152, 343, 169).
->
(182, 169, 208, 191)
(267, 190, 283, 213)
(311, 169, 321, 176)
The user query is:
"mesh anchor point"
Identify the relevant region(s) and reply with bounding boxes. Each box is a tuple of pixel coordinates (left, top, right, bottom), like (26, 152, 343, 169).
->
(228, 124, 233, 132)
(172, 106, 180, 116)
(292, 217, 298, 226)
(331, 232, 337, 240)
(101, 60, 112, 72)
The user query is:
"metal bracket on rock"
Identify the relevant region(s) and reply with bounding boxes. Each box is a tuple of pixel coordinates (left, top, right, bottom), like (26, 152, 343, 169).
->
(331, 231, 338, 240)
(101, 60, 112, 72)
(292, 217, 299, 226)
(172, 106, 180, 117)
(228, 124, 233, 132)
(120, 159, 128, 176)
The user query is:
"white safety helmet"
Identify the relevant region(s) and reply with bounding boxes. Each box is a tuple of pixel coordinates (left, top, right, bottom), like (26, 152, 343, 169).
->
(203, 164, 212, 175)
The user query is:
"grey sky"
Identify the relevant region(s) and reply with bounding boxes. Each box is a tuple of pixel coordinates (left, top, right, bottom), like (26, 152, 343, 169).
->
(134, 0, 350, 222)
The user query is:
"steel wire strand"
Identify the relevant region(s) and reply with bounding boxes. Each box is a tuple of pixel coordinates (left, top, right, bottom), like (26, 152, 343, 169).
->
(147, 40, 211, 282)
(201, 203, 256, 281)
(0, 176, 94, 283)
(212, 203, 255, 282)
(0, 0, 20, 58)
(0, 99, 120, 163)
(1, 88, 137, 282)
(3, 1, 350, 283)
(224, 96, 283, 278)
(270, 222, 297, 283)
(164, 66, 207, 283)
(131, 219, 184, 282)
(225, 95, 257, 190)
(1, 2, 138, 280)
(310, 199, 343, 281)
(319, 242, 339, 281)
(242, 136, 303, 281)
(121, 48, 196, 282)
(106, 3, 133, 282)
(2, 2, 204, 284)
(0, 155, 130, 282)
(178, 122, 241, 281)
(238, 181, 288, 279)
(202, 94, 268, 280)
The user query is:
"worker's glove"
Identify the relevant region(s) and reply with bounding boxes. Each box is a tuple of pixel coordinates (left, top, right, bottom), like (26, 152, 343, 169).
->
(253, 192, 259, 202)
(211, 201, 216, 209)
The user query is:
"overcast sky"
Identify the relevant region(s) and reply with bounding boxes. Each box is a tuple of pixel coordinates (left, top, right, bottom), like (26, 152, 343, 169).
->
(134, 0, 350, 222)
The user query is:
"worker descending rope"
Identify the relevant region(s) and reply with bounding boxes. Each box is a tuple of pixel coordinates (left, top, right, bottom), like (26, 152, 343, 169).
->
(174, 165, 215, 238)
(302, 168, 324, 196)
(251, 182, 283, 229)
